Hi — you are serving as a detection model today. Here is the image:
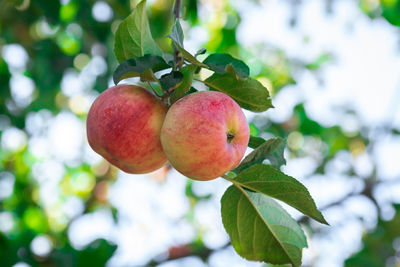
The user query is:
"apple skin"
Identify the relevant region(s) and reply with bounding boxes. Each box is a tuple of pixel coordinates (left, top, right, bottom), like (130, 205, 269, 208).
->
(160, 91, 250, 181)
(87, 84, 168, 174)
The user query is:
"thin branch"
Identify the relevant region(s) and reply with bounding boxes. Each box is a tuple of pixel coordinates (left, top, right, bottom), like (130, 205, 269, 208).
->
(144, 242, 230, 266)
(297, 192, 357, 224)
(141, 188, 358, 266)
(174, 0, 181, 19)
(173, 0, 183, 70)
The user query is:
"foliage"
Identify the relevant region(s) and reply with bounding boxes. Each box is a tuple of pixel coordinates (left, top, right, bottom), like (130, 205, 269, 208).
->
(110, 1, 328, 265)
(1, 0, 400, 266)
(360, 0, 400, 26)
(114, 0, 163, 62)
(345, 204, 400, 267)
(221, 187, 307, 266)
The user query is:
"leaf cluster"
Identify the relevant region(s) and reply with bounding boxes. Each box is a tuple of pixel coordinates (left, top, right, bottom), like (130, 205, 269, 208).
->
(113, 1, 272, 111)
(112, 1, 328, 266)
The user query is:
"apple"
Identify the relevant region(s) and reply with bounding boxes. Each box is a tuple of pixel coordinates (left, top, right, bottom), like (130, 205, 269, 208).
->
(87, 84, 168, 174)
(160, 91, 250, 181)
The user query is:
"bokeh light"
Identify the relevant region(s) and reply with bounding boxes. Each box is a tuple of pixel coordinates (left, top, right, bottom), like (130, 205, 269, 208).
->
(1, 0, 400, 266)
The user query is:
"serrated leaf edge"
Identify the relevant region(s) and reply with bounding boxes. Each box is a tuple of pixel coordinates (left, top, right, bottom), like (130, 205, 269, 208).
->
(233, 165, 329, 225)
(233, 184, 305, 267)
(203, 76, 273, 112)
(113, 0, 162, 62)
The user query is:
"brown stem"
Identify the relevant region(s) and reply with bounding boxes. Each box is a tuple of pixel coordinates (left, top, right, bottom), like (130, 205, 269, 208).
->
(145, 242, 230, 266)
(173, 0, 183, 70)
(174, 0, 181, 19)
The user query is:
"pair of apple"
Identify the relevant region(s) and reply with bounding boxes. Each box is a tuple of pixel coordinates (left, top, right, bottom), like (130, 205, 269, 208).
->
(86, 84, 250, 181)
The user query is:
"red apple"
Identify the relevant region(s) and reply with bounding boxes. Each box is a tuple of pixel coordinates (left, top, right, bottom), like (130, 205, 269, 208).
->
(87, 84, 168, 174)
(160, 91, 250, 181)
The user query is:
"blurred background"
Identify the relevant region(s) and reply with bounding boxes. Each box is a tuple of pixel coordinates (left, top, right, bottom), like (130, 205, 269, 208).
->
(1, 0, 400, 266)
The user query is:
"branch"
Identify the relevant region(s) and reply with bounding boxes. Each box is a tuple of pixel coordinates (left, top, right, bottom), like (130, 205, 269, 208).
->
(144, 242, 230, 266)
(297, 191, 358, 224)
(142, 174, 389, 266)
(173, 0, 183, 70)
(174, 0, 181, 19)
(298, 176, 381, 225)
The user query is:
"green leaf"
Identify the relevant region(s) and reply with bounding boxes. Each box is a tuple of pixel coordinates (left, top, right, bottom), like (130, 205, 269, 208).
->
(249, 123, 259, 137)
(168, 19, 184, 47)
(204, 73, 273, 112)
(113, 54, 170, 84)
(114, 0, 163, 63)
(139, 68, 157, 82)
(232, 164, 329, 225)
(159, 71, 183, 92)
(381, 1, 400, 27)
(221, 185, 307, 266)
(185, 87, 198, 95)
(235, 137, 286, 172)
(170, 65, 196, 103)
(194, 48, 207, 57)
(77, 239, 117, 267)
(163, 53, 175, 66)
(248, 135, 266, 149)
(203, 53, 250, 78)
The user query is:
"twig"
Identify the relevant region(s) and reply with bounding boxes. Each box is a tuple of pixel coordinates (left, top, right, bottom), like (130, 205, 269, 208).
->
(173, 0, 183, 70)
(174, 0, 181, 19)
(144, 242, 230, 266)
